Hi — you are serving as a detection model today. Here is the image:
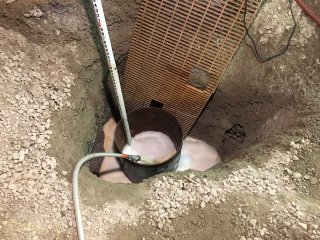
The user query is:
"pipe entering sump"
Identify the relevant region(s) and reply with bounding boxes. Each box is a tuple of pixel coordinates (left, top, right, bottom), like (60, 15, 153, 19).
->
(114, 107, 183, 183)
(92, 0, 132, 145)
(73, 0, 134, 239)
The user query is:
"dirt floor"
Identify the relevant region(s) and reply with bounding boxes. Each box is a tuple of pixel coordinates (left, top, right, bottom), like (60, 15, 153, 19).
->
(0, 0, 320, 239)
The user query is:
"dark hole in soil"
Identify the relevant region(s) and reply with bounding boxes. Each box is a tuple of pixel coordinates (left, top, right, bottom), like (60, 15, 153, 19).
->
(190, 88, 296, 162)
(223, 124, 246, 144)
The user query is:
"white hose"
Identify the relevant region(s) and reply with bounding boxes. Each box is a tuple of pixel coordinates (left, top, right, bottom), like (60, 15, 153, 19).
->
(91, 0, 132, 145)
(72, 152, 124, 240)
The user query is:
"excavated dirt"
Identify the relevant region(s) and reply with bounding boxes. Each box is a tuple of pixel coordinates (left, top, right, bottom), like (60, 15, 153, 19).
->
(191, 0, 320, 160)
(1, 0, 320, 240)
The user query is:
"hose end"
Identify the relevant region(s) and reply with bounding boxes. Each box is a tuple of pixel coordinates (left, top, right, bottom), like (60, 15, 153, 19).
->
(123, 154, 141, 163)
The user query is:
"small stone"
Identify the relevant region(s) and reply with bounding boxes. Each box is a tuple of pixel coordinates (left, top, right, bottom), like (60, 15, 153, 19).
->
(260, 227, 267, 236)
(23, 13, 31, 18)
(300, 139, 307, 144)
(240, 236, 246, 240)
(240, 213, 247, 219)
(200, 202, 206, 208)
(304, 175, 310, 180)
(6, 0, 16, 4)
(268, 189, 276, 196)
(292, 155, 299, 161)
(0, 173, 8, 179)
(29, 7, 43, 18)
(310, 177, 318, 185)
(298, 222, 308, 231)
(285, 168, 292, 175)
(260, 36, 269, 44)
(8, 183, 17, 190)
(12, 152, 19, 160)
(12, 55, 19, 61)
(157, 222, 164, 229)
(249, 219, 257, 228)
(290, 141, 300, 149)
(293, 172, 302, 179)
(40, 186, 49, 194)
(296, 211, 304, 218)
(284, 221, 291, 227)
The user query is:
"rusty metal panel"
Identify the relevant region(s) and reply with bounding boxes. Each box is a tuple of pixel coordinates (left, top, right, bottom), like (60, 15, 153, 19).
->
(123, 0, 261, 136)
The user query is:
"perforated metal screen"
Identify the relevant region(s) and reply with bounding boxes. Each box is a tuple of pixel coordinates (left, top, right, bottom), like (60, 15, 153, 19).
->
(123, 0, 261, 136)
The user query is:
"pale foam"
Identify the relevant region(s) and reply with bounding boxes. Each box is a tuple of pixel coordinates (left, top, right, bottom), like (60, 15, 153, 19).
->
(122, 131, 176, 165)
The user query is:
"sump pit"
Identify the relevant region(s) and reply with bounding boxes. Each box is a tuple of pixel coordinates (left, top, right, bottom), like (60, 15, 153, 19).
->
(92, 73, 296, 184)
(86, 0, 294, 184)
(90, 71, 296, 184)
(114, 107, 183, 183)
(96, 107, 221, 184)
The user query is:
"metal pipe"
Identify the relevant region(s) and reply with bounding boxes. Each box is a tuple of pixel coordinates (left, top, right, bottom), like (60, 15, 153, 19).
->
(91, 0, 132, 145)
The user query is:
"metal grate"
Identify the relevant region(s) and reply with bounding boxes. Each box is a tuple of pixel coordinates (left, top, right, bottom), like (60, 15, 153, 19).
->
(123, 0, 261, 136)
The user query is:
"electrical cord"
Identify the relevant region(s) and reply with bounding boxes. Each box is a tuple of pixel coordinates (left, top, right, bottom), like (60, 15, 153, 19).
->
(295, 0, 320, 26)
(72, 152, 141, 240)
(243, 0, 297, 62)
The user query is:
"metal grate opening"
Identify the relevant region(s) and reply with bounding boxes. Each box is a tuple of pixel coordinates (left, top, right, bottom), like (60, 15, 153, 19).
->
(150, 99, 165, 108)
(123, 0, 261, 136)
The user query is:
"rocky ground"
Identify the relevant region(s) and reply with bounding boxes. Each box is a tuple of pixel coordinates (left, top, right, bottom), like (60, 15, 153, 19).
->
(0, 0, 320, 239)
(135, 139, 320, 240)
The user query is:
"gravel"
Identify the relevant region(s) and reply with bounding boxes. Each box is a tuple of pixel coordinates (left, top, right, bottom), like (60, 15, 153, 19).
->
(1, 0, 319, 238)
(310, 177, 319, 185)
(254, 1, 317, 47)
(0, 27, 140, 239)
(141, 138, 320, 239)
(0, 27, 74, 238)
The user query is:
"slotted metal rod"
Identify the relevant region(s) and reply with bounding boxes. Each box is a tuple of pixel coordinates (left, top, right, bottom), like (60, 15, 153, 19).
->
(92, 0, 132, 145)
